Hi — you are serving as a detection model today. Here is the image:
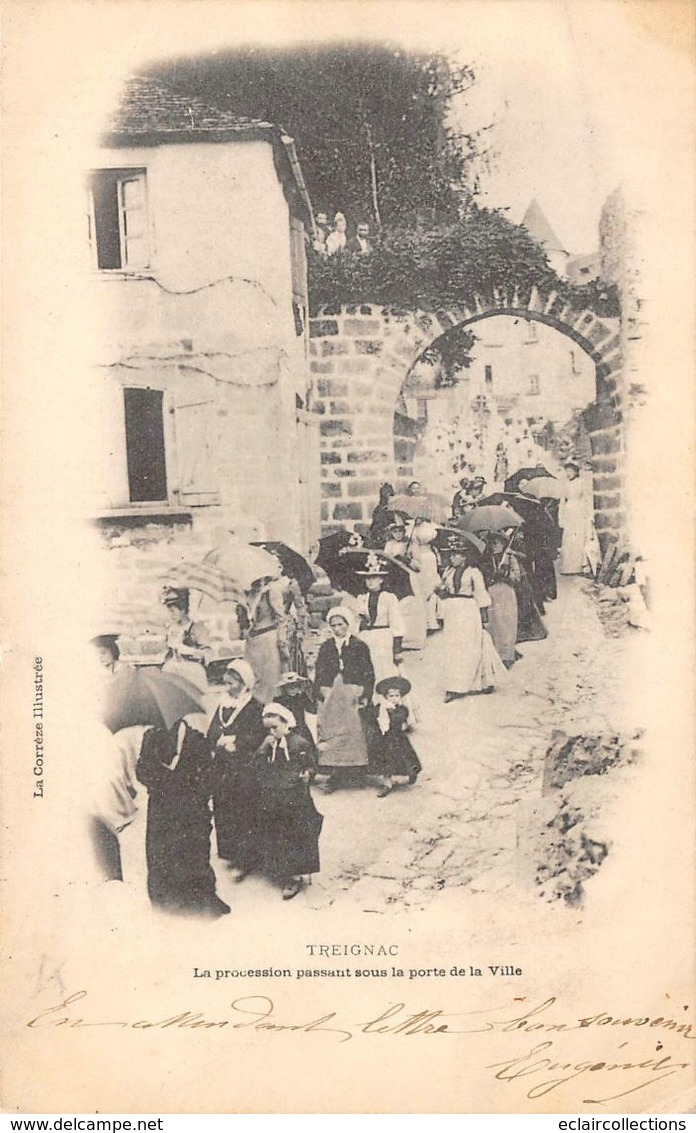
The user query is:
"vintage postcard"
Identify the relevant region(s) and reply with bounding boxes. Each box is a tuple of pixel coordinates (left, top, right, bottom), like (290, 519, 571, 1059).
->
(2, 0, 695, 1116)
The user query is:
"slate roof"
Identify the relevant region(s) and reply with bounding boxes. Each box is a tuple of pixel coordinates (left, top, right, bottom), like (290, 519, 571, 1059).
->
(522, 199, 567, 255)
(100, 76, 276, 142)
(99, 76, 315, 231)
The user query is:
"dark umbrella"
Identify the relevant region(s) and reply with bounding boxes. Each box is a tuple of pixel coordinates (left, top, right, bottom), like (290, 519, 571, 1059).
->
(481, 491, 546, 521)
(433, 527, 486, 555)
(251, 541, 317, 595)
(316, 530, 364, 578)
(505, 466, 556, 493)
(319, 548, 416, 599)
(101, 668, 206, 733)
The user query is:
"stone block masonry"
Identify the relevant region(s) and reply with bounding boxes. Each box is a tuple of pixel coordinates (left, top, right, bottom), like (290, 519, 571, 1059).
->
(309, 307, 411, 534)
(309, 300, 628, 547)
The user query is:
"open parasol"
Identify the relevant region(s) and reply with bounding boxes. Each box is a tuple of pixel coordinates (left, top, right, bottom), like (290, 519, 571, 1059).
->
(251, 541, 317, 595)
(101, 667, 207, 733)
(318, 547, 415, 599)
(518, 476, 563, 500)
(458, 504, 523, 533)
(204, 541, 281, 591)
(160, 560, 248, 605)
(390, 492, 453, 523)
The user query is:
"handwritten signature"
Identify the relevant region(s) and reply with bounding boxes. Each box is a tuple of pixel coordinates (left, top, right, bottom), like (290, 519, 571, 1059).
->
(26, 991, 693, 1104)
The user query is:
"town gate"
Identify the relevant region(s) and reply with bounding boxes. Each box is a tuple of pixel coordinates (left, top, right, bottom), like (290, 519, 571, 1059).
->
(309, 286, 625, 549)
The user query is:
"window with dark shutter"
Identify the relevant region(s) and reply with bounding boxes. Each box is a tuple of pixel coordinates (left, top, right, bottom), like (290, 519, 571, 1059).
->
(123, 388, 167, 502)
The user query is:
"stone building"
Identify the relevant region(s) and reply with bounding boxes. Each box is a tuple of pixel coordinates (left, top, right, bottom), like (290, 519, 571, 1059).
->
(87, 78, 320, 654)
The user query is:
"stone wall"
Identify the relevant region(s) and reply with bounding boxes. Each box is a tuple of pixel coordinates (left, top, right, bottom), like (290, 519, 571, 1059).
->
(95, 511, 247, 662)
(309, 292, 628, 550)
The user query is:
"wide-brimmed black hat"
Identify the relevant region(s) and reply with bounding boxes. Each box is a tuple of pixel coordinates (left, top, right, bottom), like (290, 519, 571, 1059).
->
(375, 675, 412, 697)
(355, 551, 389, 576)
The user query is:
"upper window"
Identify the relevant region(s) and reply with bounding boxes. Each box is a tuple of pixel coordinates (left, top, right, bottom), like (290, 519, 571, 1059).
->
(88, 168, 150, 271)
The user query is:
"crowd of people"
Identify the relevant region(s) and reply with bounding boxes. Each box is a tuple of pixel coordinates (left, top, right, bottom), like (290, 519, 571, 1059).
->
(311, 211, 373, 257)
(87, 459, 595, 920)
(364, 461, 596, 700)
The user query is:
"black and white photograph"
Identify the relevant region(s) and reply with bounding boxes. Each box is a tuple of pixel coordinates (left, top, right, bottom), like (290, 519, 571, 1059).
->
(2, 0, 694, 1117)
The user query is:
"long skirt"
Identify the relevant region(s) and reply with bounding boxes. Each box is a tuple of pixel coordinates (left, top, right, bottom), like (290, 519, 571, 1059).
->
(359, 627, 398, 687)
(145, 796, 218, 912)
(487, 582, 519, 664)
(316, 676, 369, 769)
(514, 578, 547, 643)
(245, 629, 282, 704)
(399, 595, 428, 651)
(371, 732, 422, 780)
(213, 763, 259, 868)
(255, 783, 322, 878)
(442, 598, 506, 694)
(426, 592, 442, 632)
(531, 553, 557, 607)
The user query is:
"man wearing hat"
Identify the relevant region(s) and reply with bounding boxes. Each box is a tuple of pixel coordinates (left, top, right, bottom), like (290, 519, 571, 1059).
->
(354, 553, 405, 690)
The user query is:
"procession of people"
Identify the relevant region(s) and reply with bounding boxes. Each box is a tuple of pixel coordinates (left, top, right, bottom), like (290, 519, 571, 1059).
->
(87, 457, 597, 918)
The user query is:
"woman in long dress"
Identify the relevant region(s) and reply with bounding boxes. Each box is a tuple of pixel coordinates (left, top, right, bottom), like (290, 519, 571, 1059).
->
(251, 702, 322, 900)
(353, 555, 405, 689)
(367, 482, 396, 549)
(409, 520, 442, 633)
(136, 719, 230, 918)
(244, 576, 285, 704)
(384, 520, 427, 650)
(559, 461, 597, 575)
(483, 534, 522, 668)
(509, 529, 548, 644)
(207, 659, 267, 877)
(161, 587, 211, 684)
(439, 542, 506, 702)
(314, 606, 375, 793)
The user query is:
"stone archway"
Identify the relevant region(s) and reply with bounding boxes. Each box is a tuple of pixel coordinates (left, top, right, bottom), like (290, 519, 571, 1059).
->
(309, 285, 624, 548)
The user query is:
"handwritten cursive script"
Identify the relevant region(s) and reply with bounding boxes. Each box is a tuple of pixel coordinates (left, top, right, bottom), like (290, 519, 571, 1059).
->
(26, 991, 694, 1105)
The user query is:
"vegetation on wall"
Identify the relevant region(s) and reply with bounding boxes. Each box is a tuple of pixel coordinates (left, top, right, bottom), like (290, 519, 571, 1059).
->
(309, 206, 620, 318)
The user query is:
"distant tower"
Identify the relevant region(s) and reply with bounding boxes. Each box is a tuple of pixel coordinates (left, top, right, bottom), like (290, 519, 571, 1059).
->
(522, 199, 568, 277)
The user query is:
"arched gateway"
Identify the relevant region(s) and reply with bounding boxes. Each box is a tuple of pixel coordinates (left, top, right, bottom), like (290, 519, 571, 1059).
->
(310, 284, 625, 550)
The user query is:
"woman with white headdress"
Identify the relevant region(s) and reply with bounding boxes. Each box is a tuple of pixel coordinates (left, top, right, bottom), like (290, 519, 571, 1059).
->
(313, 606, 375, 792)
(207, 659, 267, 877)
(251, 702, 322, 900)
